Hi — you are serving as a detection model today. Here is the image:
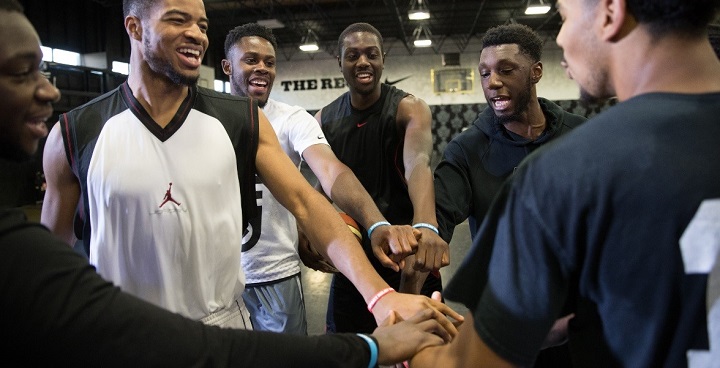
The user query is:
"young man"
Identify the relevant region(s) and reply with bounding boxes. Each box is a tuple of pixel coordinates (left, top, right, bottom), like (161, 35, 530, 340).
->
(316, 22, 451, 333)
(434, 24, 586, 243)
(413, 0, 720, 366)
(41, 0, 460, 334)
(0, 1, 452, 365)
(222, 23, 424, 335)
(434, 23, 585, 368)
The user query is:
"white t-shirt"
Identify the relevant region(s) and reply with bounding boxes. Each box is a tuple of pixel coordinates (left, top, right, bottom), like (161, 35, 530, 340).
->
(241, 98, 329, 284)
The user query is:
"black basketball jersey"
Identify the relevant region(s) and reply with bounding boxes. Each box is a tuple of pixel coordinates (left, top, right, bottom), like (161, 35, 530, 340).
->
(320, 83, 410, 226)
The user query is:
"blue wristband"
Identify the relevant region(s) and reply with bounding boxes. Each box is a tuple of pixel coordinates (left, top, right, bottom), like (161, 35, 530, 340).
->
(412, 222, 439, 235)
(367, 221, 391, 238)
(356, 333, 378, 368)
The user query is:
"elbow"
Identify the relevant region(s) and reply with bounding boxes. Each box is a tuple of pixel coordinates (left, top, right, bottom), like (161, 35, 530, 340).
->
(405, 153, 431, 180)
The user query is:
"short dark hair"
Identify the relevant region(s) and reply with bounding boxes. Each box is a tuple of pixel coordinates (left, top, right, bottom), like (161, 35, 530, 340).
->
(481, 24, 543, 63)
(224, 23, 278, 58)
(0, 0, 23, 12)
(710, 24, 720, 59)
(337, 22, 383, 56)
(123, 0, 156, 18)
(623, 0, 720, 37)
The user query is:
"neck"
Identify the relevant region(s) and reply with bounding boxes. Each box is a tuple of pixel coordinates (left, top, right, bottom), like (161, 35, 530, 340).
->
(127, 61, 190, 128)
(611, 29, 720, 101)
(502, 96, 546, 140)
(350, 85, 382, 110)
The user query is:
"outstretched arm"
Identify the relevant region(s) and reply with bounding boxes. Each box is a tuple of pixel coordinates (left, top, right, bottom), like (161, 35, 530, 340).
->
(433, 142, 475, 243)
(411, 313, 518, 368)
(41, 122, 81, 247)
(260, 111, 461, 333)
(374, 308, 451, 365)
(315, 105, 463, 330)
(397, 95, 450, 276)
(2, 217, 445, 367)
(302, 143, 419, 272)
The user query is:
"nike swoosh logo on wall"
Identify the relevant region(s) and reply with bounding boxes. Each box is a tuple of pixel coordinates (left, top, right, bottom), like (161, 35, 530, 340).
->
(357, 122, 368, 127)
(384, 75, 412, 85)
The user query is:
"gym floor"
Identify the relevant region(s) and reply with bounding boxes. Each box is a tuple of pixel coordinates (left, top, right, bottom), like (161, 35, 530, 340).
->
(301, 220, 472, 335)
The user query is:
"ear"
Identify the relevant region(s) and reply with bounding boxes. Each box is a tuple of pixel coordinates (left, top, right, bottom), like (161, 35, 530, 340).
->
(600, 0, 631, 42)
(221, 59, 231, 76)
(125, 15, 142, 41)
(531, 61, 543, 84)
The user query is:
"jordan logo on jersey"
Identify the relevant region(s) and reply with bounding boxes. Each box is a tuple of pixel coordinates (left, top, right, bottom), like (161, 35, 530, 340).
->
(159, 182, 181, 208)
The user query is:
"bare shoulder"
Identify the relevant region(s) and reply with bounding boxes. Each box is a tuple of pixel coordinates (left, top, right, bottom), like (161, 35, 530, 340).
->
(397, 93, 431, 128)
(399, 93, 430, 110)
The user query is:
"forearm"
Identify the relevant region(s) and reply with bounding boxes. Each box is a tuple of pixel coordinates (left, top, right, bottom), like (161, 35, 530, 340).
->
(411, 313, 518, 368)
(295, 189, 389, 302)
(405, 151, 451, 271)
(329, 170, 386, 229)
(433, 161, 473, 243)
(242, 332, 375, 367)
(303, 145, 386, 229)
(399, 255, 430, 294)
(4, 223, 375, 367)
(406, 153, 437, 226)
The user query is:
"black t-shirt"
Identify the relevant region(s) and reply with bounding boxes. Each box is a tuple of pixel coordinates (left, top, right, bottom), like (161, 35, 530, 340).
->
(445, 92, 720, 367)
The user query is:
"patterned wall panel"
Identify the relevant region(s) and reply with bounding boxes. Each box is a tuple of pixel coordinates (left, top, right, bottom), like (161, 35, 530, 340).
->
(430, 99, 618, 161)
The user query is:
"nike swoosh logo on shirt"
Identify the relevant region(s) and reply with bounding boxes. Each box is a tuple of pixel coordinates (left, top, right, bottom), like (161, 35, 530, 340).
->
(357, 122, 368, 128)
(317, 135, 324, 139)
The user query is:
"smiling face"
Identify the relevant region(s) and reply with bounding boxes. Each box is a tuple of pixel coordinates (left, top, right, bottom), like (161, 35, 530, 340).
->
(139, 0, 209, 85)
(223, 36, 276, 107)
(0, 10, 60, 161)
(478, 43, 539, 123)
(339, 31, 385, 98)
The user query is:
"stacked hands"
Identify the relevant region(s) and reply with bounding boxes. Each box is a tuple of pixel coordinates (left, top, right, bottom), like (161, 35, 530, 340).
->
(298, 216, 450, 274)
(372, 302, 453, 366)
(298, 216, 463, 365)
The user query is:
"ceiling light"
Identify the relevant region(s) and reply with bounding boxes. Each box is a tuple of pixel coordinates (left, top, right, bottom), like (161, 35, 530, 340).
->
(299, 29, 319, 52)
(299, 43, 319, 52)
(257, 19, 285, 29)
(525, 0, 551, 15)
(408, 0, 430, 21)
(412, 26, 432, 48)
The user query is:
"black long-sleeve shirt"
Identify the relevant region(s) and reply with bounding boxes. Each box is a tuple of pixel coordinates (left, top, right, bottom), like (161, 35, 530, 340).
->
(434, 98, 586, 242)
(0, 209, 372, 367)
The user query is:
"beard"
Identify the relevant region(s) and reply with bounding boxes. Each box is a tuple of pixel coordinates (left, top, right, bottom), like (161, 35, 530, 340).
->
(346, 68, 381, 97)
(231, 78, 268, 108)
(577, 65, 615, 105)
(578, 87, 605, 105)
(354, 81, 378, 96)
(144, 38, 198, 86)
(496, 76, 533, 124)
